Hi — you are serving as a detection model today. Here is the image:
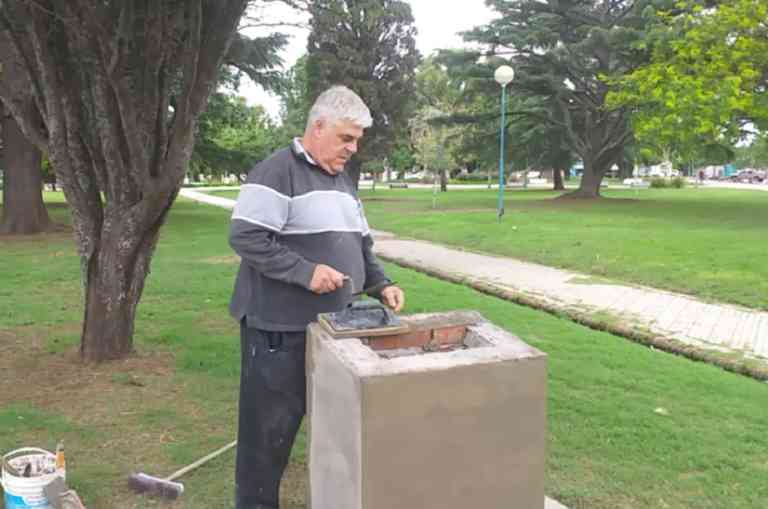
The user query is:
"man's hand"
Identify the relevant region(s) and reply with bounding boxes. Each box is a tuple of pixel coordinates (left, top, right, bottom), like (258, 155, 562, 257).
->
(309, 264, 346, 294)
(379, 285, 405, 312)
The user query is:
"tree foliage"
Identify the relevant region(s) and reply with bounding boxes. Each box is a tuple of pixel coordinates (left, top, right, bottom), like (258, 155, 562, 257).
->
(410, 60, 462, 181)
(735, 133, 768, 168)
(457, 0, 657, 197)
(612, 0, 768, 150)
(410, 107, 456, 178)
(276, 54, 311, 138)
(306, 0, 420, 184)
(387, 137, 416, 176)
(413, 58, 505, 178)
(192, 93, 283, 179)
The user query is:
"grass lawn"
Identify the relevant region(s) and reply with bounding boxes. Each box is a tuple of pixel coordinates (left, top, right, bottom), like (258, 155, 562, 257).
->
(213, 186, 768, 310)
(1, 194, 767, 508)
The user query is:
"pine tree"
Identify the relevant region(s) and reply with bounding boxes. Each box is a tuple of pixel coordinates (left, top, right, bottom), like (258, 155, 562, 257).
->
(306, 0, 420, 186)
(462, 0, 658, 198)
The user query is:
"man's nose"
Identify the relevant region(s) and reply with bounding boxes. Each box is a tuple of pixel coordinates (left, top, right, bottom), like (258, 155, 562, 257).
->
(347, 140, 358, 154)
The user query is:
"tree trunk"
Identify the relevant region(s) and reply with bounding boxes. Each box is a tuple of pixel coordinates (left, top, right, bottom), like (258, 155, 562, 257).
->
(79, 200, 173, 361)
(559, 159, 605, 198)
(0, 111, 51, 234)
(618, 156, 633, 179)
(553, 166, 565, 191)
(440, 169, 447, 192)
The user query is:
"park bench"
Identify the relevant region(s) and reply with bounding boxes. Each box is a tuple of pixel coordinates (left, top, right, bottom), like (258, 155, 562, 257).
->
(389, 182, 409, 189)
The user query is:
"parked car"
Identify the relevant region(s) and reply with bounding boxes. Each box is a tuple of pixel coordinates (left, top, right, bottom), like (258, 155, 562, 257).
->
(730, 169, 766, 183)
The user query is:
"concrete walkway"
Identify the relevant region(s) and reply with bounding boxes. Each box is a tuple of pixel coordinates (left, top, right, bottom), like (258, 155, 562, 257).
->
(181, 188, 768, 365)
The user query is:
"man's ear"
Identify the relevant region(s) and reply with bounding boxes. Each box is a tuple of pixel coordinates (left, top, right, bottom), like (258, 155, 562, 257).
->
(310, 119, 325, 139)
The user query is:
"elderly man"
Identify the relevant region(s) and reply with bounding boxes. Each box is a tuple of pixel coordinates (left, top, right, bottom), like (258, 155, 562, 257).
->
(228, 86, 405, 509)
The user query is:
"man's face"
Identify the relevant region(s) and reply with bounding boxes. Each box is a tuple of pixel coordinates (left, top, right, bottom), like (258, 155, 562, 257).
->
(309, 119, 364, 175)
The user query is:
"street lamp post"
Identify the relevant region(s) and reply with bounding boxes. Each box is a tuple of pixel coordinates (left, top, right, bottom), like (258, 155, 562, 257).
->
(494, 65, 514, 222)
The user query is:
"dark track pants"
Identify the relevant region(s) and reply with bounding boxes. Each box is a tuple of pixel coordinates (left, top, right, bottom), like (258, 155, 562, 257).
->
(235, 322, 307, 509)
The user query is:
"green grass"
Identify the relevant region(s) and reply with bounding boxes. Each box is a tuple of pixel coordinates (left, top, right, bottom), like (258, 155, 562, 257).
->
(2, 195, 768, 508)
(213, 187, 768, 309)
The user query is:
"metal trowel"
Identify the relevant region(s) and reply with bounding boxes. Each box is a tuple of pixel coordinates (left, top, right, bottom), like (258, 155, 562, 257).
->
(317, 279, 408, 338)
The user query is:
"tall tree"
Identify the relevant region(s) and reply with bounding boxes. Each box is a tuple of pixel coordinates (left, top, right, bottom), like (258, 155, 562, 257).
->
(410, 106, 456, 192)
(0, 1, 252, 361)
(276, 54, 311, 138)
(0, 106, 50, 234)
(411, 59, 465, 191)
(433, 53, 573, 191)
(0, 37, 51, 234)
(460, 0, 656, 198)
(306, 0, 420, 186)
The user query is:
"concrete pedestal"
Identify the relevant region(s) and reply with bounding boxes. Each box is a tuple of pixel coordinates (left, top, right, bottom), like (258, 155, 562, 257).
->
(307, 310, 548, 509)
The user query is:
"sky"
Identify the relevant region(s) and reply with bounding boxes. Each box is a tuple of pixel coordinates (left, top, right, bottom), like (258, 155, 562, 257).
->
(236, 0, 497, 119)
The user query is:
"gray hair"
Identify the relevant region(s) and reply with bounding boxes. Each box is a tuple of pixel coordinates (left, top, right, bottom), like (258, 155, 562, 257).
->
(306, 86, 373, 130)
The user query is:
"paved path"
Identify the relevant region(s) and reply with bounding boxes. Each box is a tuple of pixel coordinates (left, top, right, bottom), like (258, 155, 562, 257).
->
(704, 181, 768, 192)
(372, 236, 768, 360)
(181, 188, 768, 364)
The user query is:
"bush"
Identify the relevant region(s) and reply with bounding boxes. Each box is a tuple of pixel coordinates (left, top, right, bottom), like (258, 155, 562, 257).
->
(649, 177, 687, 189)
(453, 173, 489, 182)
(671, 176, 687, 188)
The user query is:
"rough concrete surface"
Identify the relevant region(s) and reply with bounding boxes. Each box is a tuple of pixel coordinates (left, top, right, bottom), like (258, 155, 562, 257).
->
(306, 312, 550, 509)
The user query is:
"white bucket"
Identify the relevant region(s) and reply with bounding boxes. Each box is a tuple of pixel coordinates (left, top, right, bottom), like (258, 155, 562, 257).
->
(1, 448, 65, 509)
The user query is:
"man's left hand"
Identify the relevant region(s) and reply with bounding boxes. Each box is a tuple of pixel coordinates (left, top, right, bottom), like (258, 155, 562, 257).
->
(379, 285, 405, 312)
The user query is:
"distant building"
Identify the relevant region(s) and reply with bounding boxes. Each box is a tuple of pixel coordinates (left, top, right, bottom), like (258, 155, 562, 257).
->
(697, 165, 725, 178)
(634, 161, 678, 178)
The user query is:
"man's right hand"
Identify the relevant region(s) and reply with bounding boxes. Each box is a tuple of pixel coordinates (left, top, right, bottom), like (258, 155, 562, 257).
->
(309, 264, 346, 294)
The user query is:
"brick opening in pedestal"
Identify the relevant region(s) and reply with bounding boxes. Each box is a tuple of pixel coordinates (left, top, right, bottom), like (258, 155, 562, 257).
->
(362, 322, 495, 358)
(307, 310, 548, 509)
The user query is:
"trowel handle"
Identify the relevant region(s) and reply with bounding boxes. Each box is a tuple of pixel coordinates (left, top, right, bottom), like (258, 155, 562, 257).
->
(352, 280, 396, 298)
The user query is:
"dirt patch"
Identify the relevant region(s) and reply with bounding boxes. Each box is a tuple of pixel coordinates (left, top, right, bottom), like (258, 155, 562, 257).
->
(0, 327, 175, 412)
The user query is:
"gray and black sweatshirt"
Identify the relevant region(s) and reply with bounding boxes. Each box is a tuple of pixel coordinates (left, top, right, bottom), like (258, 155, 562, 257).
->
(228, 140, 390, 331)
